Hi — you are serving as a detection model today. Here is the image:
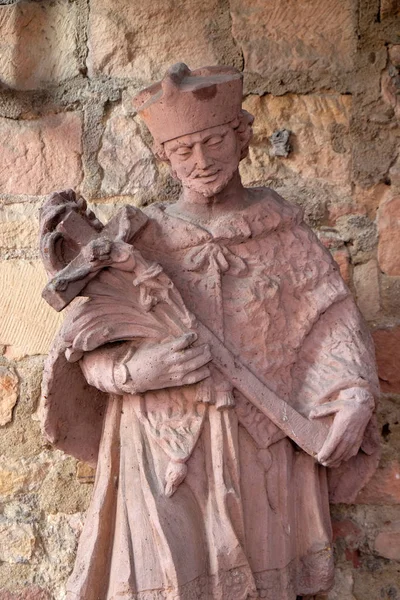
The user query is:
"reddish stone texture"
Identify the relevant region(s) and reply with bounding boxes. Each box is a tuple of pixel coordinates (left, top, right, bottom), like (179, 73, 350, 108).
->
(0, 588, 51, 600)
(230, 0, 357, 77)
(332, 518, 363, 547)
(87, 0, 241, 81)
(356, 460, 400, 504)
(377, 196, 400, 276)
(331, 248, 351, 285)
(0, 113, 82, 196)
(353, 260, 381, 322)
(373, 327, 400, 393)
(0, 0, 79, 90)
(374, 521, 400, 560)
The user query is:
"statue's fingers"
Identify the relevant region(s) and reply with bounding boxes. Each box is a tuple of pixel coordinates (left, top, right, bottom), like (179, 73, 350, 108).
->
(181, 366, 211, 386)
(309, 400, 344, 419)
(175, 344, 211, 363)
(168, 332, 198, 352)
(179, 353, 212, 375)
(317, 428, 344, 465)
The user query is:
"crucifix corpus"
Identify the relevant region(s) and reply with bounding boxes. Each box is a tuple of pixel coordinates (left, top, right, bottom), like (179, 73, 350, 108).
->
(39, 64, 380, 600)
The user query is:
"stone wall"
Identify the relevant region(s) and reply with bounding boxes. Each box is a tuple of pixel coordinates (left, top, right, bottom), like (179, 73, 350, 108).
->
(0, 0, 399, 598)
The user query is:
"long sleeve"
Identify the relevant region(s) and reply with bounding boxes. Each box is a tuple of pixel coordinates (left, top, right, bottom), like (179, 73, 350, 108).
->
(79, 342, 135, 395)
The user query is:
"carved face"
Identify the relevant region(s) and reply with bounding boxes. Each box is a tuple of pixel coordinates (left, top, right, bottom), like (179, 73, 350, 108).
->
(164, 124, 241, 197)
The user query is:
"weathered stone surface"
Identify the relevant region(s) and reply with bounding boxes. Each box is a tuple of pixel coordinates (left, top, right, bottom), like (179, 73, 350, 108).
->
(38, 456, 92, 514)
(377, 196, 400, 276)
(87, 0, 241, 81)
(332, 248, 351, 285)
(356, 460, 400, 504)
(98, 111, 157, 196)
(0, 1, 79, 91)
(0, 261, 64, 357)
(353, 567, 400, 600)
(0, 520, 35, 563)
(353, 260, 381, 321)
(321, 568, 355, 600)
(380, 0, 400, 19)
(353, 183, 391, 220)
(373, 326, 400, 393)
(0, 113, 82, 196)
(241, 94, 352, 191)
(0, 455, 51, 500)
(0, 203, 40, 251)
(374, 521, 400, 560)
(0, 366, 18, 426)
(76, 461, 96, 484)
(230, 0, 356, 78)
(0, 588, 50, 600)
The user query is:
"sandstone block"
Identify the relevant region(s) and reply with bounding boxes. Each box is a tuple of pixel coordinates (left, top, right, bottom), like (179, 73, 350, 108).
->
(373, 326, 400, 393)
(353, 183, 391, 220)
(0, 589, 50, 600)
(98, 112, 157, 196)
(0, 203, 40, 251)
(356, 460, 400, 504)
(0, 455, 50, 500)
(76, 461, 96, 484)
(353, 260, 381, 321)
(241, 94, 352, 192)
(380, 0, 400, 19)
(0, 261, 64, 358)
(0, 366, 18, 426)
(331, 248, 351, 285)
(374, 521, 400, 560)
(0, 113, 82, 196)
(230, 0, 356, 78)
(377, 196, 400, 276)
(0, 1, 79, 90)
(87, 0, 241, 81)
(0, 521, 35, 563)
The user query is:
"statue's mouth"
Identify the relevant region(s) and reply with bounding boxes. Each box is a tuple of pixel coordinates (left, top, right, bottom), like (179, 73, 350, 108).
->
(194, 170, 220, 181)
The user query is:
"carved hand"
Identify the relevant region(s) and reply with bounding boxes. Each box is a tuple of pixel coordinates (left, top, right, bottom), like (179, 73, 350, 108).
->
(118, 332, 212, 394)
(309, 387, 375, 468)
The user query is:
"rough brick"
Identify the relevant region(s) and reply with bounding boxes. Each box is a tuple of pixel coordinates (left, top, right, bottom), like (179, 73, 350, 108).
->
(377, 196, 400, 276)
(0, 587, 50, 600)
(356, 460, 400, 504)
(0, 203, 39, 251)
(0, 521, 35, 563)
(353, 183, 391, 220)
(0, 113, 82, 197)
(331, 248, 351, 285)
(98, 111, 157, 197)
(87, 0, 241, 81)
(241, 94, 352, 191)
(0, 366, 18, 427)
(0, 0, 79, 91)
(230, 0, 357, 78)
(353, 260, 381, 321)
(374, 521, 400, 560)
(0, 260, 64, 358)
(373, 326, 400, 393)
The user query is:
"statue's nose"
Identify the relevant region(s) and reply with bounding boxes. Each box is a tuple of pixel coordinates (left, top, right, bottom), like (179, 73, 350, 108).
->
(193, 145, 213, 169)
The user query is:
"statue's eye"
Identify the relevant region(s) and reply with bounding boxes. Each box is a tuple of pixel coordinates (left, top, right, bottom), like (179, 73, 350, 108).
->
(206, 136, 223, 146)
(175, 147, 192, 157)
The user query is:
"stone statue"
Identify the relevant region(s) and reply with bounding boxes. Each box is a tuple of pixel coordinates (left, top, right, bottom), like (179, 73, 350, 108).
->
(39, 64, 380, 600)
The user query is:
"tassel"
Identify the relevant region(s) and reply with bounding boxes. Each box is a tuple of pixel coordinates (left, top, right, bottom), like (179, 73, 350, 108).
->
(164, 461, 188, 497)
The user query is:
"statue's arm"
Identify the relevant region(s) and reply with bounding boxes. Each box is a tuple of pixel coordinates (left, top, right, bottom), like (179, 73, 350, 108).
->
(78, 334, 212, 396)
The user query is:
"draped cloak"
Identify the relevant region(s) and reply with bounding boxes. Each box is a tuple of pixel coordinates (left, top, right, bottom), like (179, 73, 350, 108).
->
(40, 189, 380, 600)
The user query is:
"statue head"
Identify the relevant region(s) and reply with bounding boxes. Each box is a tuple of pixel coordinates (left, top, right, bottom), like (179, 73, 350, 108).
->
(133, 63, 253, 197)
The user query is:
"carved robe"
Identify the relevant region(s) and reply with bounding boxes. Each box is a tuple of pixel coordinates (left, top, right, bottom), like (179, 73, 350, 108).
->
(41, 189, 379, 600)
